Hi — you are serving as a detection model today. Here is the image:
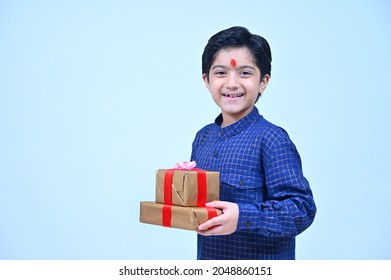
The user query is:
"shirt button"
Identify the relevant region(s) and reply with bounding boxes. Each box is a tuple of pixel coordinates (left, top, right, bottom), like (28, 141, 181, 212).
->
(239, 180, 245, 186)
(245, 221, 251, 228)
(213, 152, 219, 157)
(219, 130, 225, 136)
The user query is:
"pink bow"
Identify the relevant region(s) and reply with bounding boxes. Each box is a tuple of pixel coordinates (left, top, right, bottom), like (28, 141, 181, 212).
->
(173, 161, 197, 170)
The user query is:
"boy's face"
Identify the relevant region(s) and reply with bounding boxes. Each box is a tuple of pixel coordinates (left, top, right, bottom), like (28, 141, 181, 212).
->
(203, 47, 269, 126)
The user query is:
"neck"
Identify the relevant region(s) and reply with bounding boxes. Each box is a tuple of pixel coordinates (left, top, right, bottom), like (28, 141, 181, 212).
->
(220, 107, 254, 127)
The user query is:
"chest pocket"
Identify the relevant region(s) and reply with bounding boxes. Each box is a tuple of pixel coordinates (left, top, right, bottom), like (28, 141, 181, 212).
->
(220, 172, 266, 203)
(221, 172, 263, 189)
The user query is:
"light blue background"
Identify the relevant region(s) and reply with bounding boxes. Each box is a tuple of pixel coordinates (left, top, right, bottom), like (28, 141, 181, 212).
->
(1, 0, 390, 260)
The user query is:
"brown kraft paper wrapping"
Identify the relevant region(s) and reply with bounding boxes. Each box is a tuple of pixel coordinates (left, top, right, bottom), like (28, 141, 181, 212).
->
(139, 201, 222, 231)
(155, 169, 220, 207)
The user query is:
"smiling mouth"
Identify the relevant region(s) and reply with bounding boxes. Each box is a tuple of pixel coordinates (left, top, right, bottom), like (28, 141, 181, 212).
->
(222, 93, 244, 98)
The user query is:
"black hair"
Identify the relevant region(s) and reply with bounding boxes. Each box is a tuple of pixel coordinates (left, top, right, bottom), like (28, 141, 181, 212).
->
(202, 26, 272, 82)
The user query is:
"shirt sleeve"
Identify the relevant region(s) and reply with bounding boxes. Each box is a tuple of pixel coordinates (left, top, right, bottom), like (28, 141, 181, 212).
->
(236, 135, 317, 238)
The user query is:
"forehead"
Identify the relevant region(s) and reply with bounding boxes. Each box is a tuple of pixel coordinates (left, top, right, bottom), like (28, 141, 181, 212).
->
(213, 47, 255, 64)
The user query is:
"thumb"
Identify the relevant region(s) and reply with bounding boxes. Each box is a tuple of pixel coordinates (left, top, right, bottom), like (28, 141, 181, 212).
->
(205, 200, 229, 210)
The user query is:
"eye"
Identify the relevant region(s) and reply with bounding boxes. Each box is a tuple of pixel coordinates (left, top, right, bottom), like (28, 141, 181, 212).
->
(214, 70, 227, 77)
(239, 70, 252, 77)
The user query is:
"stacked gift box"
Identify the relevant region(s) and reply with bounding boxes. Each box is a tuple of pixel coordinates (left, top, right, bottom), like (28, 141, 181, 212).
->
(139, 162, 221, 230)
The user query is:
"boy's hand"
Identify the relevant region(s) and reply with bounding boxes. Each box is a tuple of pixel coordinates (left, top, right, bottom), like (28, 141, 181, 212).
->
(197, 201, 239, 236)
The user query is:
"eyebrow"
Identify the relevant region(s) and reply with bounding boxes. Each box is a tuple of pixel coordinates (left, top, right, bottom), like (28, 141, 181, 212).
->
(211, 65, 256, 70)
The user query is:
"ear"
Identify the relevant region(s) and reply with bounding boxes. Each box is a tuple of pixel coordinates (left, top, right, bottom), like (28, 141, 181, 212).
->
(259, 74, 270, 94)
(202, 73, 210, 91)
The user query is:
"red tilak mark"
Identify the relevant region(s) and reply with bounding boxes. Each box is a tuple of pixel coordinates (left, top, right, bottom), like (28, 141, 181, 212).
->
(230, 59, 237, 68)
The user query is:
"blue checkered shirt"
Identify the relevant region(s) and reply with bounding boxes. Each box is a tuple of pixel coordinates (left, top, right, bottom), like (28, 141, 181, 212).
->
(191, 106, 316, 260)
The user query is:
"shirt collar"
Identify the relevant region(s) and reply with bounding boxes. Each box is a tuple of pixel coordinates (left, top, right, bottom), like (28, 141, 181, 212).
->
(214, 106, 261, 137)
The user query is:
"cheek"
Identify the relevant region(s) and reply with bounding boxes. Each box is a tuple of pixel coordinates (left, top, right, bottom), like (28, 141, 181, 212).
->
(207, 79, 222, 92)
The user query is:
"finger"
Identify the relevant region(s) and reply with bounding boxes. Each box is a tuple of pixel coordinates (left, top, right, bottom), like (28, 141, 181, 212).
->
(197, 221, 228, 236)
(197, 226, 220, 236)
(205, 200, 228, 209)
(197, 219, 215, 231)
(198, 215, 222, 231)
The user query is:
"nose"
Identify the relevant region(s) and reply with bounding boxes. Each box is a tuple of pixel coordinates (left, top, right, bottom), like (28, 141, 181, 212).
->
(225, 73, 239, 90)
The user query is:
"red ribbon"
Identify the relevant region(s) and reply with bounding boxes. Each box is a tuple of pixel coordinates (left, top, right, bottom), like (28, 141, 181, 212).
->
(205, 207, 218, 230)
(163, 169, 174, 205)
(196, 170, 207, 206)
(163, 168, 207, 206)
(162, 205, 172, 227)
(161, 205, 218, 228)
(206, 207, 218, 219)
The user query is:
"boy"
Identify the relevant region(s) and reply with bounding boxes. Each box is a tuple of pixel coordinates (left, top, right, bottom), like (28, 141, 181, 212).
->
(191, 26, 316, 260)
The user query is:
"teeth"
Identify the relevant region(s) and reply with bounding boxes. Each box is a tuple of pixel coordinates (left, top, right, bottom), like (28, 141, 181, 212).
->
(223, 93, 244, 98)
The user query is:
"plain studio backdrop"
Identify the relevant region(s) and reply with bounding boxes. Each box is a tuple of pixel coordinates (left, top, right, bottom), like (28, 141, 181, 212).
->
(0, 0, 390, 260)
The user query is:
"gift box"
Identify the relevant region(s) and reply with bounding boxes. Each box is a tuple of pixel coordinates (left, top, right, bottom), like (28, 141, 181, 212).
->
(155, 169, 220, 206)
(139, 201, 222, 231)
